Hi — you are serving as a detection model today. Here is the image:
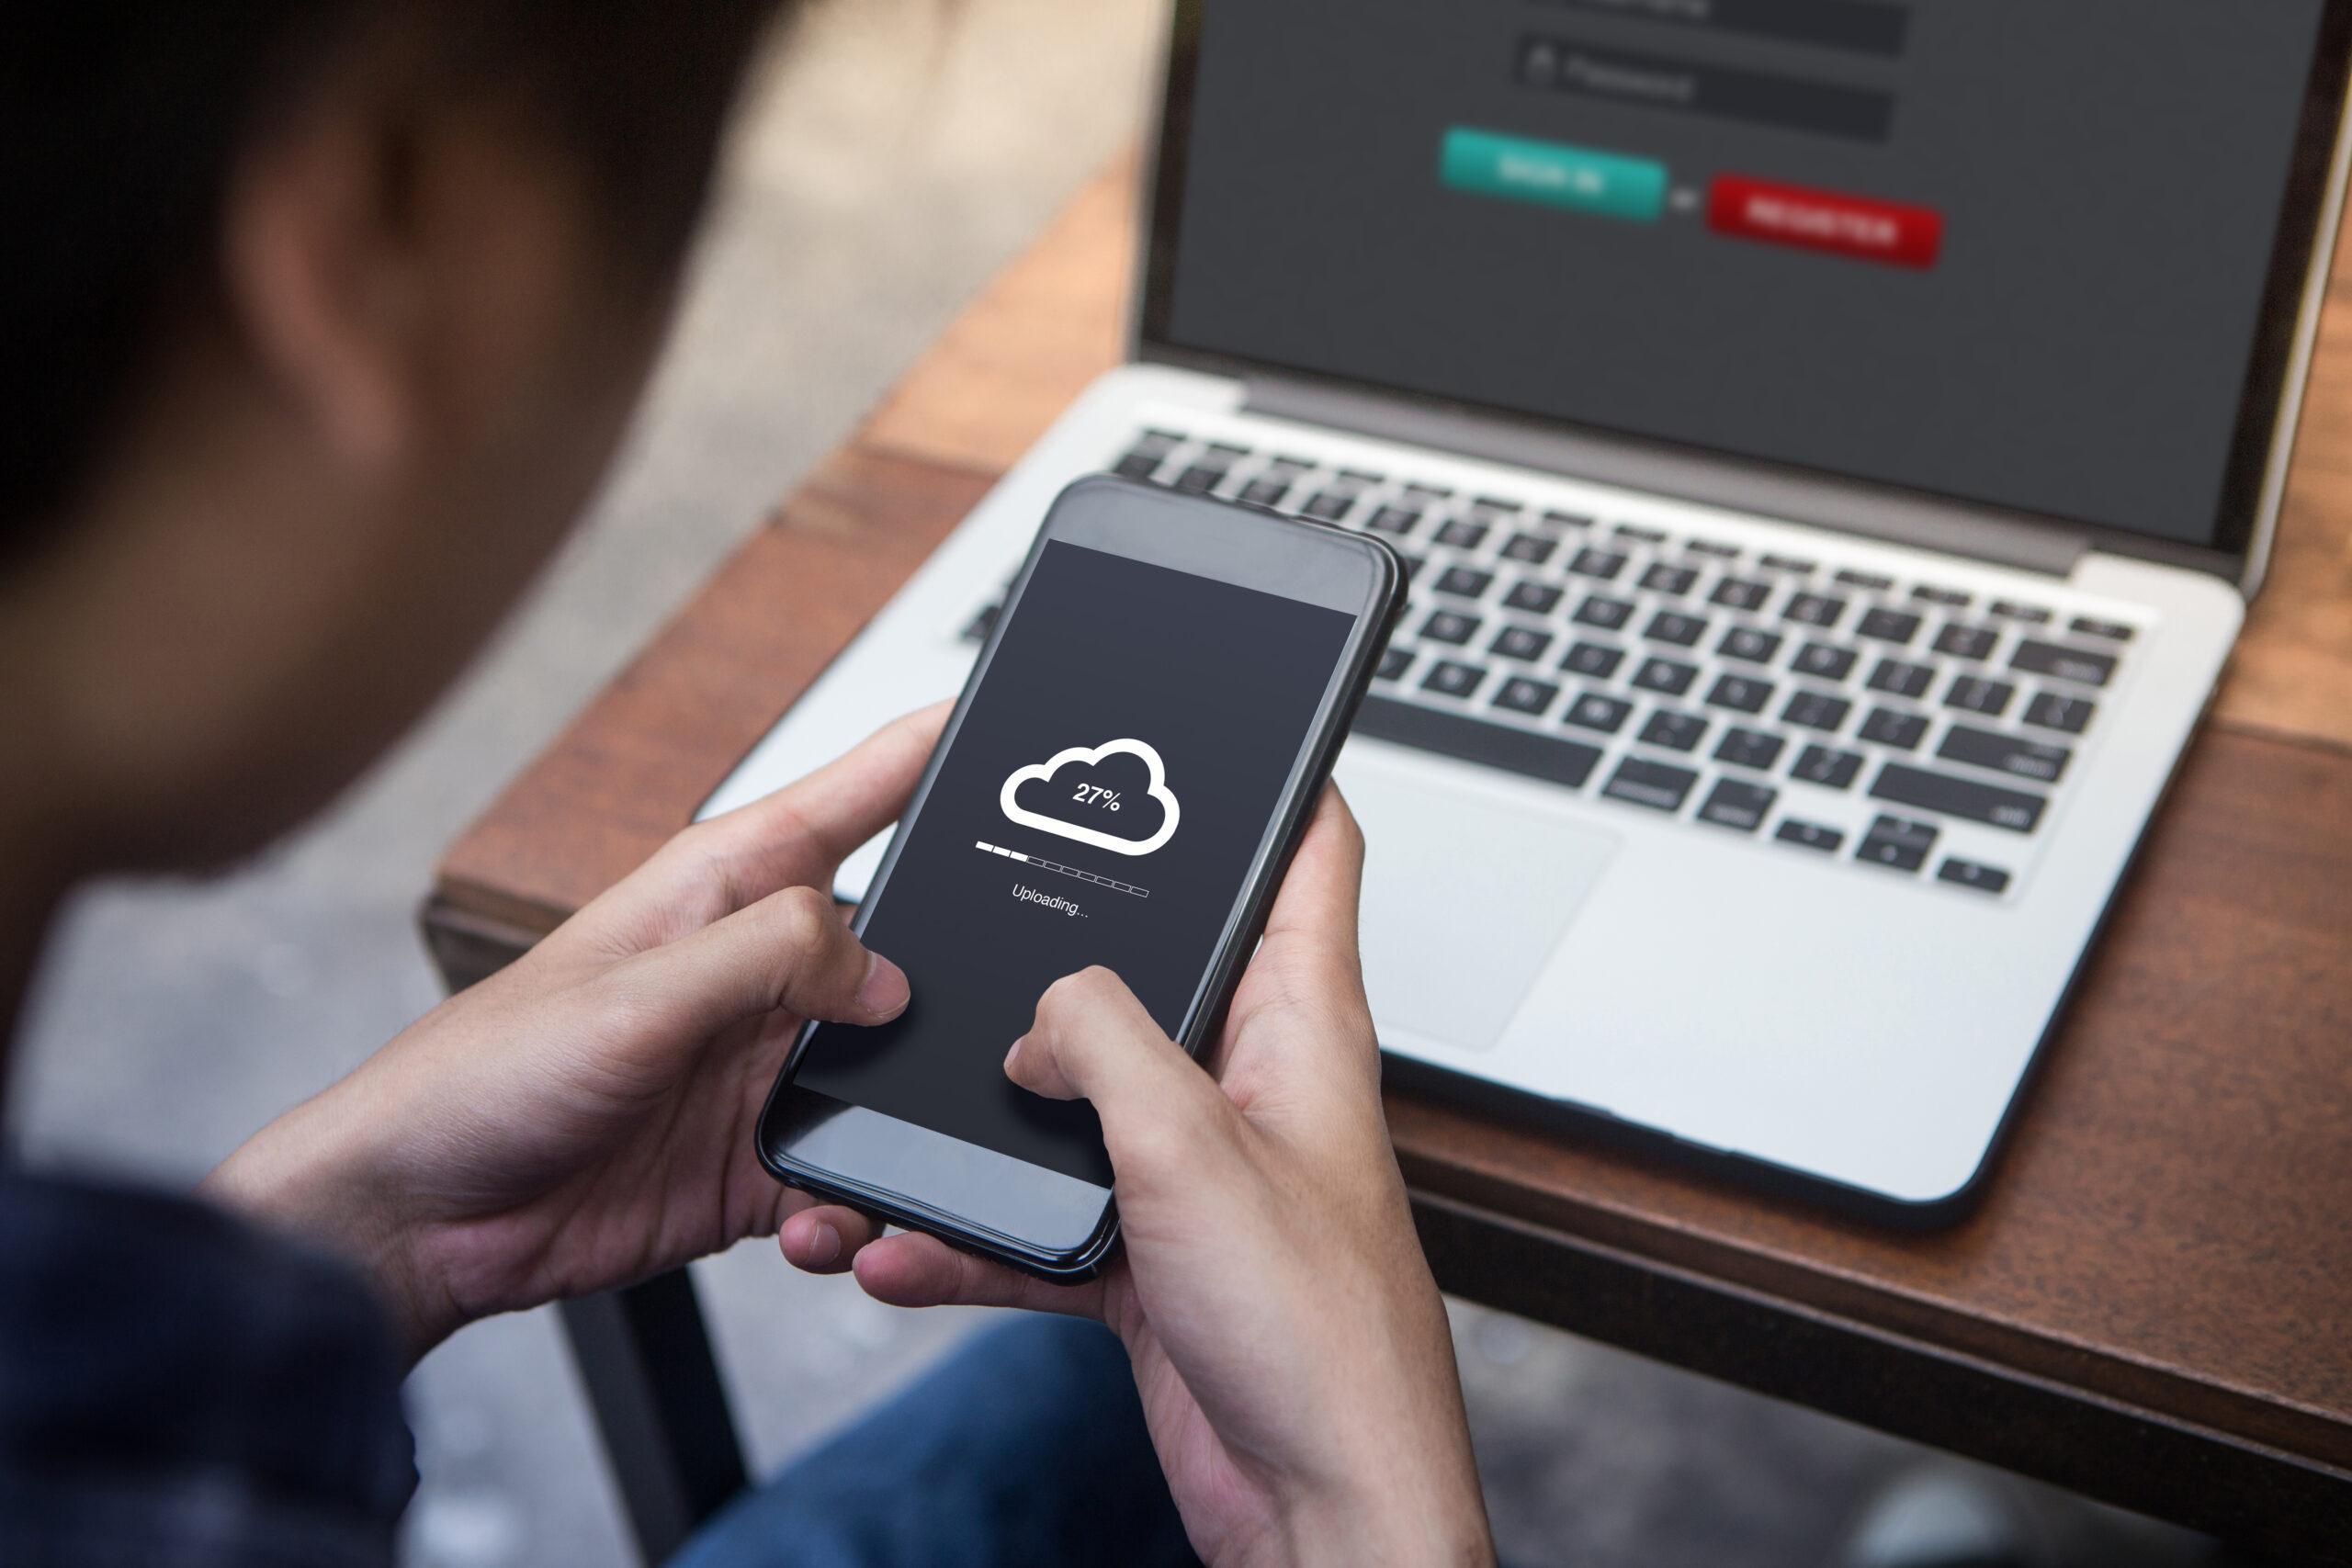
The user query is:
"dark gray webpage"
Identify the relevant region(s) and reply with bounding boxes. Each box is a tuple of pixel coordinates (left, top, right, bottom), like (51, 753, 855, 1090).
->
(1163, 0, 2325, 547)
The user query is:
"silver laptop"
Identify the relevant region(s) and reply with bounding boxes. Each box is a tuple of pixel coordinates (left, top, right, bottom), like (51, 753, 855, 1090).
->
(705, 0, 2352, 1217)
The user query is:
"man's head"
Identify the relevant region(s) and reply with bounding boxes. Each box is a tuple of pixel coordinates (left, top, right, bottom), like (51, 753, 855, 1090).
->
(1, 2, 786, 874)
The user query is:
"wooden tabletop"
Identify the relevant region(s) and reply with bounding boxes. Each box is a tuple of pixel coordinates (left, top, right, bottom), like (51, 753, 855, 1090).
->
(430, 159, 2352, 1559)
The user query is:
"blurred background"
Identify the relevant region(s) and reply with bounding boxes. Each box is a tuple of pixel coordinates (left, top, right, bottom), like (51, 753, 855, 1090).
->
(6, 3, 1944, 1563)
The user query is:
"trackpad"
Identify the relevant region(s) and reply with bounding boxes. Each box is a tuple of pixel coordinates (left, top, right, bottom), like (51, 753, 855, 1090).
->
(1338, 755, 1620, 1054)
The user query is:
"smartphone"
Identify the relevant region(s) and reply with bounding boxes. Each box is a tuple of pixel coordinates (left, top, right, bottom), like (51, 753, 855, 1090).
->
(755, 473, 1402, 1279)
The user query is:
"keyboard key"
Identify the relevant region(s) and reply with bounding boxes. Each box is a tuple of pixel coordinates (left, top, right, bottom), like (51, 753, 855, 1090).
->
(1869, 761, 2047, 832)
(1759, 553, 1816, 574)
(1472, 496, 1524, 522)
(1365, 506, 1421, 536)
(1419, 608, 1479, 645)
(1562, 641, 1626, 680)
(1374, 648, 1411, 682)
(1174, 463, 1227, 493)
(1569, 547, 1628, 581)
(1933, 624, 1999, 660)
(1338, 468, 1385, 485)
(1718, 626, 1783, 664)
(1938, 858, 2013, 895)
(1500, 533, 1557, 565)
(1792, 641, 1858, 682)
(1490, 626, 1554, 662)
(1205, 440, 1252, 459)
(1398, 554, 1427, 581)
(1782, 691, 1852, 732)
(1834, 569, 1894, 592)
(1938, 724, 2071, 784)
(1434, 566, 1495, 600)
(1714, 727, 1785, 772)
(1783, 592, 1846, 627)
(1867, 658, 1934, 699)
(1632, 656, 1698, 695)
(1421, 660, 1485, 699)
(1503, 581, 1563, 615)
(1685, 538, 1739, 558)
(1302, 491, 1353, 522)
(1710, 576, 1770, 611)
(1644, 610, 1708, 647)
(2011, 638, 2117, 687)
(1697, 778, 1776, 832)
(1641, 563, 1699, 595)
(1113, 452, 1163, 480)
(1238, 477, 1292, 508)
(2069, 616, 2135, 642)
(1602, 757, 1699, 813)
(1911, 584, 1971, 608)
(1493, 676, 1559, 716)
(1435, 519, 1489, 549)
(1543, 510, 1593, 530)
(1944, 675, 2016, 716)
(2023, 691, 2097, 734)
(1858, 706, 1928, 750)
(1792, 744, 1864, 789)
(1614, 523, 1667, 545)
(1706, 673, 1774, 714)
(1857, 813, 1939, 874)
(1564, 692, 1634, 734)
(1857, 608, 1923, 645)
(960, 603, 1001, 642)
(1352, 696, 1603, 788)
(1639, 709, 1708, 752)
(1990, 600, 2053, 625)
(1574, 594, 1635, 630)
(1401, 480, 1452, 501)
(1775, 818, 1844, 852)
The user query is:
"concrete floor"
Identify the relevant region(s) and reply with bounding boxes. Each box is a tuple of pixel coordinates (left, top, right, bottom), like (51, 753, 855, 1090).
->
(5, 3, 1963, 1563)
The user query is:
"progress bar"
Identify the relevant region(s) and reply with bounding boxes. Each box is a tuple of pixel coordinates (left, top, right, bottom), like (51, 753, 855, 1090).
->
(976, 840, 1149, 897)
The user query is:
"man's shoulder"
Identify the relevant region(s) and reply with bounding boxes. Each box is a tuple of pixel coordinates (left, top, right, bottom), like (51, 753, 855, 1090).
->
(0, 1168, 416, 1566)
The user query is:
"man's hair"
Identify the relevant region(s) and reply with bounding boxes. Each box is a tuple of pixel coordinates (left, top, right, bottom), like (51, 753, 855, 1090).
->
(3, 1, 787, 548)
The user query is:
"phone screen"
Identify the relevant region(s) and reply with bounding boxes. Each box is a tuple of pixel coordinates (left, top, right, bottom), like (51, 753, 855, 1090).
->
(789, 537, 1356, 1188)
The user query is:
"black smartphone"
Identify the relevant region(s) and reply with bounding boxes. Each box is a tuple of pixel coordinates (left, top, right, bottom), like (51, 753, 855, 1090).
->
(755, 473, 1402, 1279)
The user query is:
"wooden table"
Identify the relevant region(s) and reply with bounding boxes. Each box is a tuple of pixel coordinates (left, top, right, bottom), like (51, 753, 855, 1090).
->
(426, 159, 2352, 1563)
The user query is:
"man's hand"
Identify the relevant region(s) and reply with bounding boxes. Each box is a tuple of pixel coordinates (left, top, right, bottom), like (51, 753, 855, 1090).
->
(206, 705, 946, 1359)
(779, 791, 1496, 1568)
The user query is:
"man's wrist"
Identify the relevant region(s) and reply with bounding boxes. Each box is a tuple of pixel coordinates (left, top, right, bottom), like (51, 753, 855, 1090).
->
(204, 1089, 454, 1362)
(1267, 1478, 1495, 1568)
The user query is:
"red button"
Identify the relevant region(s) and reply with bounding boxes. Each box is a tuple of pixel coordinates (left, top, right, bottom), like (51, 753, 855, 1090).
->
(1708, 175, 1942, 270)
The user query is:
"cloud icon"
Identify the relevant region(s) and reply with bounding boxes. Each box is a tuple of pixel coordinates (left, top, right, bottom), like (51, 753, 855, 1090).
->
(1000, 738, 1181, 856)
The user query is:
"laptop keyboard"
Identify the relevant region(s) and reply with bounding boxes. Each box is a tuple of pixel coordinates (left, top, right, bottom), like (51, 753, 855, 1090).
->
(959, 424, 2146, 898)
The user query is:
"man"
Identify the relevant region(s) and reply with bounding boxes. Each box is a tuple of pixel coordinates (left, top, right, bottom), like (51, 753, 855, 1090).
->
(0, 6, 1492, 1565)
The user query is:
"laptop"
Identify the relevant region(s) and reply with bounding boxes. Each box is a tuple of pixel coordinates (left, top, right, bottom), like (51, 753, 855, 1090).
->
(703, 0, 2352, 1219)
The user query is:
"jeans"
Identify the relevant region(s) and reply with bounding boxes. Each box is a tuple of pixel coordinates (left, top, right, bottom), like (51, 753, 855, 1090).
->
(673, 1314, 1199, 1568)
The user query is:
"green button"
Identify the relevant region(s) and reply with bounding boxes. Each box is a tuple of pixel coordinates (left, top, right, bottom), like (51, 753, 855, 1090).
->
(1440, 128, 1667, 222)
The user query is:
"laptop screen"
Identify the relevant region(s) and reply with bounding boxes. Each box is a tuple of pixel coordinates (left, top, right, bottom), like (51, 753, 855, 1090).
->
(1142, 0, 2352, 558)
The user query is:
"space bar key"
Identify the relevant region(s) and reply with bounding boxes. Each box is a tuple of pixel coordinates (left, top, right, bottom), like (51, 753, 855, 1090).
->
(1869, 761, 2047, 833)
(1351, 696, 1603, 789)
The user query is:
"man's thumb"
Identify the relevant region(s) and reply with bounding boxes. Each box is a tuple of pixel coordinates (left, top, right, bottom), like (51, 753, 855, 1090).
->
(596, 885, 908, 1041)
(1005, 966, 1237, 1181)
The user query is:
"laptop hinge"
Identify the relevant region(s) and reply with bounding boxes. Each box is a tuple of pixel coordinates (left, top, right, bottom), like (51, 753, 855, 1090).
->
(1241, 374, 2090, 579)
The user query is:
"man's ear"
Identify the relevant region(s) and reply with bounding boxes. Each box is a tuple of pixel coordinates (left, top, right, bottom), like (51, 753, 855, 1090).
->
(217, 82, 594, 492)
(220, 101, 424, 470)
